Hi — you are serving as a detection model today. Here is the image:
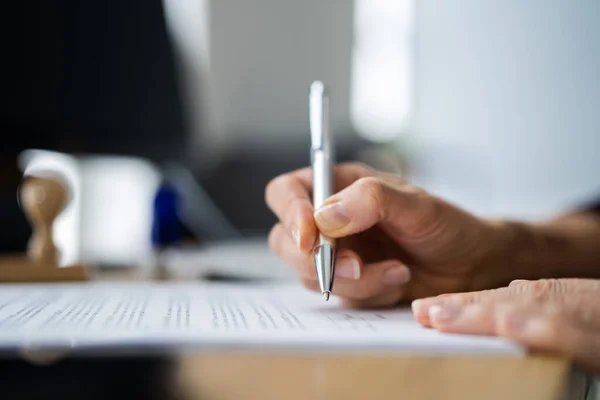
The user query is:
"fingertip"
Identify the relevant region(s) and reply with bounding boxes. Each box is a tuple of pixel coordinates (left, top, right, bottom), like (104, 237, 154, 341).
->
(410, 302, 435, 327)
(413, 314, 433, 328)
(428, 304, 462, 327)
(382, 263, 411, 286)
(411, 297, 441, 318)
(411, 296, 469, 330)
(334, 250, 363, 280)
(411, 299, 426, 317)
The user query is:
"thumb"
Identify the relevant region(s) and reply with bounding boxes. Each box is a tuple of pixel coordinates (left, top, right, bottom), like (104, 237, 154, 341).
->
(313, 176, 435, 238)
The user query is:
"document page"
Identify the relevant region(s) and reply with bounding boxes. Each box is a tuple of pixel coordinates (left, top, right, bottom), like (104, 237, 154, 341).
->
(0, 282, 521, 354)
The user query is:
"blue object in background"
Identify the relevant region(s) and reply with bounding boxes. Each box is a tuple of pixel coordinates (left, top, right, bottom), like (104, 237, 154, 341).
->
(151, 182, 183, 249)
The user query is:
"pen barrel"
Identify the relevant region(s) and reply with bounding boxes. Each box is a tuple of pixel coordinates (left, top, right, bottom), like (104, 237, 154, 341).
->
(312, 149, 335, 248)
(309, 80, 335, 251)
(312, 149, 332, 210)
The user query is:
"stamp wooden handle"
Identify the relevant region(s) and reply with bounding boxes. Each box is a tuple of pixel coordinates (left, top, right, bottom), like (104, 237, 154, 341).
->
(19, 176, 68, 267)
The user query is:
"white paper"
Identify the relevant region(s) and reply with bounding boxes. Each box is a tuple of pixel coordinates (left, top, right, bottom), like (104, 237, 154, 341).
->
(0, 282, 522, 355)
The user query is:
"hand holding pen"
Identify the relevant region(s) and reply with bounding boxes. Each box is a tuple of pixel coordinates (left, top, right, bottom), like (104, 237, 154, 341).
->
(266, 81, 505, 308)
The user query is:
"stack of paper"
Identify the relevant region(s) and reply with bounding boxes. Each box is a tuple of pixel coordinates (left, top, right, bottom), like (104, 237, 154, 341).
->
(0, 282, 522, 355)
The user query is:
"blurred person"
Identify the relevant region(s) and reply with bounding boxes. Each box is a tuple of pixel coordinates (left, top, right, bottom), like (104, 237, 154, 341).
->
(266, 163, 600, 375)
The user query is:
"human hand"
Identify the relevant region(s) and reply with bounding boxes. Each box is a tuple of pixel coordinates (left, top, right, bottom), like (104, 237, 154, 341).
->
(265, 163, 508, 308)
(412, 278, 600, 376)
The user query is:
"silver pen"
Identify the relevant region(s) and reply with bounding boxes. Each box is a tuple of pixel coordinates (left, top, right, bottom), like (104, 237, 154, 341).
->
(309, 80, 336, 301)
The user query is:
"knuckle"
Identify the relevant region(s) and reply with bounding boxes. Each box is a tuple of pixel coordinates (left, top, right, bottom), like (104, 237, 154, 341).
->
(356, 177, 386, 213)
(265, 174, 288, 205)
(509, 280, 540, 297)
(358, 176, 384, 194)
(528, 280, 548, 299)
(523, 279, 562, 301)
(463, 289, 497, 305)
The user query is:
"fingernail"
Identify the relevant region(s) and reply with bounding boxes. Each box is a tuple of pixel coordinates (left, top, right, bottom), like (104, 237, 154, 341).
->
(291, 224, 300, 249)
(411, 299, 426, 316)
(411, 299, 437, 317)
(429, 305, 461, 323)
(314, 202, 351, 231)
(335, 257, 360, 280)
(382, 265, 411, 285)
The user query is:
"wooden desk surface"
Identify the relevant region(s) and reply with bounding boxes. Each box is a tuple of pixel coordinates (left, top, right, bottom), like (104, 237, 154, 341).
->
(177, 352, 570, 400)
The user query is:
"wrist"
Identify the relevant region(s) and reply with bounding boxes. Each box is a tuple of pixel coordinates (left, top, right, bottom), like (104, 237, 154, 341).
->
(477, 214, 600, 286)
(471, 219, 551, 289)
(469, 212, 600, 290)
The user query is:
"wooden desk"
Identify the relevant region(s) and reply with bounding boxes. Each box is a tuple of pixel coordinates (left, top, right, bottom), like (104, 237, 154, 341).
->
(177, 353, 572, 400)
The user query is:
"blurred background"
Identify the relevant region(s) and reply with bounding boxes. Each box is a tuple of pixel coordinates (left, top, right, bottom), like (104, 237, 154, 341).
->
(1, 0, 599, 271)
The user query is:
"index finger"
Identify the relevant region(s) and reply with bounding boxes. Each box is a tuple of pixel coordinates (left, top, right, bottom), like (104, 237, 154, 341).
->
(265, 167, 315, 252)
(265, 163, 374, 252)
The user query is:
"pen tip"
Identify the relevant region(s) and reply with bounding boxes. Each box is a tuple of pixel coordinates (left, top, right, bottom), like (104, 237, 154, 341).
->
(323, 291, 330, 301)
